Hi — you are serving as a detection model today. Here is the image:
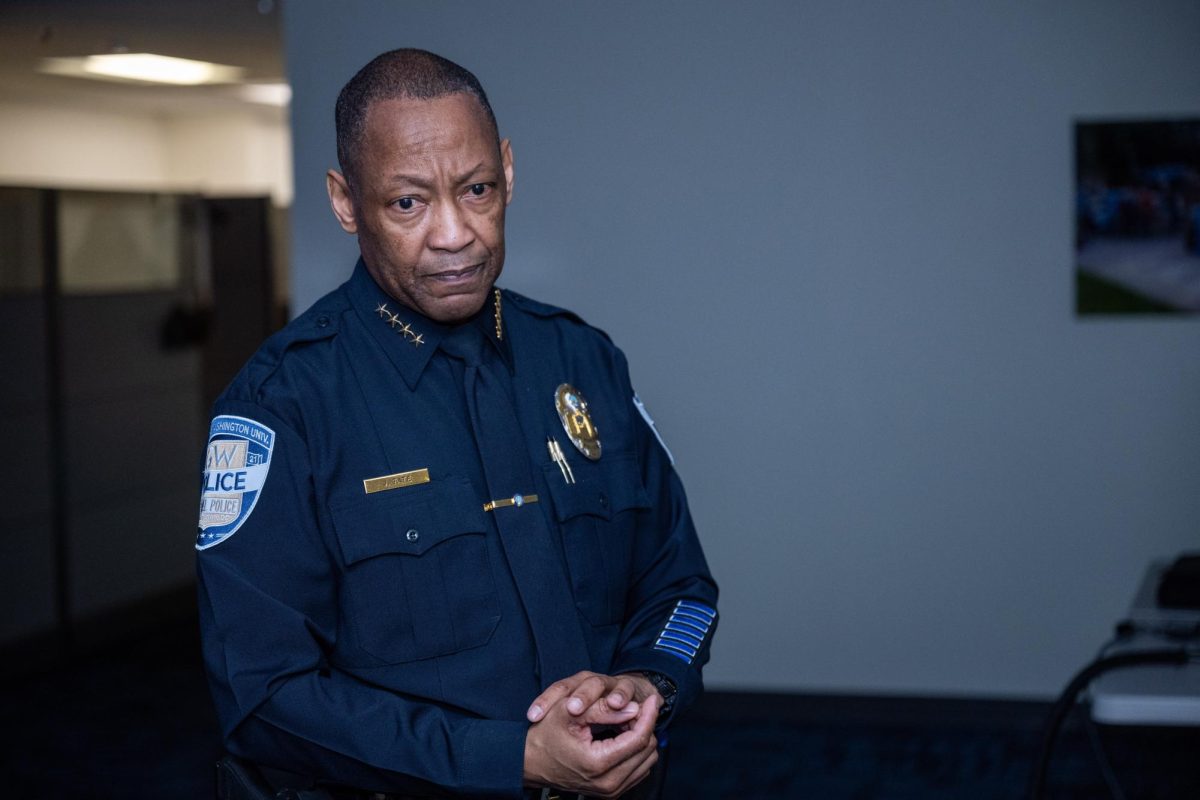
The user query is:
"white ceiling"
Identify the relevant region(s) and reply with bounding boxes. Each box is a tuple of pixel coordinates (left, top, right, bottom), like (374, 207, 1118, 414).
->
(0, 0, 285, 116)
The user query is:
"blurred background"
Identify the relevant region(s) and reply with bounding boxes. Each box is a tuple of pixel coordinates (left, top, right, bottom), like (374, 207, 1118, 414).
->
(0, 0, 290, 665)
(1, 1, 1198, 797)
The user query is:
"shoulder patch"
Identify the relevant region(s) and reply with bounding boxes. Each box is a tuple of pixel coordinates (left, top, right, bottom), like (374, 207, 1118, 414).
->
(633, 394, 675, 466)
(196, 415, 275, 550)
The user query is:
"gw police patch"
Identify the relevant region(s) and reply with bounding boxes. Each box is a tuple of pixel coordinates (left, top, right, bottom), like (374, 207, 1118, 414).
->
(196, 415, 275, 550)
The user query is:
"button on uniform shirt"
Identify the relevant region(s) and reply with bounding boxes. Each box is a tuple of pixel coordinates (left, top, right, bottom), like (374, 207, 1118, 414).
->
(196, 260, 718, 797)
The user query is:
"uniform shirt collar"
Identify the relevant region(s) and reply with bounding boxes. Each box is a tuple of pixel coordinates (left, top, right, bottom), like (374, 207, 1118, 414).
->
(346, 258, 512, 389)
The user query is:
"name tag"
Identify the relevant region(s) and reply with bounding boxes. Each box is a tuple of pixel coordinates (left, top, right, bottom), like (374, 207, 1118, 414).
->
(363, 468, 430, 494)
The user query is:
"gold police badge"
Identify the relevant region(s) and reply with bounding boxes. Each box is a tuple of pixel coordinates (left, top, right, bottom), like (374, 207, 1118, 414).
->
(555, 383, 601, 461)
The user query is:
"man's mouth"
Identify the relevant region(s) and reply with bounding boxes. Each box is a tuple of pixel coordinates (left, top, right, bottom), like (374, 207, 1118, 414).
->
(428, 263, 483, 283)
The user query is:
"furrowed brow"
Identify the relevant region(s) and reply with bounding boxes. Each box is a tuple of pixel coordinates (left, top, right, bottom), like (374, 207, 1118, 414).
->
(384, 173, 435, 191)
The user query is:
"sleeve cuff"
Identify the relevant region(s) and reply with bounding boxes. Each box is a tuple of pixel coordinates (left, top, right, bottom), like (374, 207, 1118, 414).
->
(458, 718, 530, 798)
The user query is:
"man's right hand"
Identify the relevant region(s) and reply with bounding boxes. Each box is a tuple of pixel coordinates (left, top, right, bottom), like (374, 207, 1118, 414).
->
(522, 688, 660, 798)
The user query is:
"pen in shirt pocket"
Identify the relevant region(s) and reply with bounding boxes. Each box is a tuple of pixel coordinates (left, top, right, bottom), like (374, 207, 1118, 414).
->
(546, 437, 575, 485)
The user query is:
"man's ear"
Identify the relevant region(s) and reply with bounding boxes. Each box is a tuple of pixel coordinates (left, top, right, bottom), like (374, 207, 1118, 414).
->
(326, 169, 358, 234)
(500, 139, 515, 206)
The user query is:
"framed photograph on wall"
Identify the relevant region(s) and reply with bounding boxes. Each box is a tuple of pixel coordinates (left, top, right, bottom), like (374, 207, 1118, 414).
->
(1075, 118, 1200, 315)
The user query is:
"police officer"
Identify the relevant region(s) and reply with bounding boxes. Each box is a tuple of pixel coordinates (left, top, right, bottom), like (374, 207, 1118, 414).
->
(196, 49, 717, 799)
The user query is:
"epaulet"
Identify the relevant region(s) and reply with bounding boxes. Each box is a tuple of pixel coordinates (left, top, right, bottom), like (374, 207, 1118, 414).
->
(502, 289, 615, 346)
(502, 289, 586, 322)
(226, 291, 348, 401)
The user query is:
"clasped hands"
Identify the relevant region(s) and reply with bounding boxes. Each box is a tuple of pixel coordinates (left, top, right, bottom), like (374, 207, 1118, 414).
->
(522, 671, 661, 799)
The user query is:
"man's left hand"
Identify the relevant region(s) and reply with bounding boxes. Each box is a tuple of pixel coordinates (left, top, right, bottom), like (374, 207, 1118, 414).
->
(526, 671, 658, 724)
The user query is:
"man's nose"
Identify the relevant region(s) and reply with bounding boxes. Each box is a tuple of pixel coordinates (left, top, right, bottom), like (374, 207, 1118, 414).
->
(427, 200, 474, 251)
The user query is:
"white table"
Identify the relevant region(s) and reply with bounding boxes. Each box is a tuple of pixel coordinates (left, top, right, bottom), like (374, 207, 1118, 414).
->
(1090, 560, 1200, 726)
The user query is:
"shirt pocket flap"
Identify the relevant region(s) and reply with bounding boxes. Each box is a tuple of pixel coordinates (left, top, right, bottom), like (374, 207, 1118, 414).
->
(331, 479, 486, 565)
(542, 453, 650, 522)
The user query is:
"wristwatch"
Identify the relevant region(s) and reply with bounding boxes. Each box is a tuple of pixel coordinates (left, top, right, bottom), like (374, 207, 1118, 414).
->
(640, 670, 677, 721)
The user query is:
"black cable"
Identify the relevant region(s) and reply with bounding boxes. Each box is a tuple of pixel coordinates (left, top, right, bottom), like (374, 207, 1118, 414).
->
(1027, 647, 1190, 800)
(1082, 635, 1132, 800)
(1081, 687, 1126, 800)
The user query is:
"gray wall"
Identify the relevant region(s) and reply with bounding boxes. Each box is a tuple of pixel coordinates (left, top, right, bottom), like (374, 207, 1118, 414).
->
(284, 1, 1200, 697)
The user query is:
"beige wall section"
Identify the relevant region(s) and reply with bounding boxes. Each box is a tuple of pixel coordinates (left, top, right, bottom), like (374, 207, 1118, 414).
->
(0, 100, 291, 205)
(0, 100, 169, 189)
(162, 110, 292, 206)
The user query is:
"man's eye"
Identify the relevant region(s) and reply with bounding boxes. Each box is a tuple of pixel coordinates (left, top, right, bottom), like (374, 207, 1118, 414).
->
(395, 197, 416, 210)
(467, 183, 490, 197)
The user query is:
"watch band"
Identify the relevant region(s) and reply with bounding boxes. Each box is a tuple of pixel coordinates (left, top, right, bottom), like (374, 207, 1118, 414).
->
(640, 670, 677, 720)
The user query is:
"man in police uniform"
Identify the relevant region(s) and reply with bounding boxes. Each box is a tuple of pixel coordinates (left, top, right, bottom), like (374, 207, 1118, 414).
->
(196, 49, 717, 799)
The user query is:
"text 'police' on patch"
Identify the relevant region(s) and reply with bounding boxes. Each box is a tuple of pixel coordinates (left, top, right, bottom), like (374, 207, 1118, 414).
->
(196, 415, 275, 550)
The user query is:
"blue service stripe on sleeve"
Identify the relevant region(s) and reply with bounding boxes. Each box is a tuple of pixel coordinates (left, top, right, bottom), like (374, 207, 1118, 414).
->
(662, 622, 706, 642)
(658, 631, 701, 649)
(657, 633, 700, 652)
(672, 610, 714, 630)
(656, 634, 697, 653)
(656, 647, 693, 664)
(665, 618, 709, 638)
(676, 606, 716, 623)
(660, 630, 704, 648)
(677, 601, 716, 619)
(653, 642, 696, 663)
(676, 609, 710, 628)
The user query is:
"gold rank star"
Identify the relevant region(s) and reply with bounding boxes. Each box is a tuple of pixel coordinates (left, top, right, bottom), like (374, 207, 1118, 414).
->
(370, 302, 423, 348)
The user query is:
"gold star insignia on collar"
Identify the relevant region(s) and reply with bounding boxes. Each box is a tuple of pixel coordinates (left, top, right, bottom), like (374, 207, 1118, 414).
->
(373, 302, 423, 348)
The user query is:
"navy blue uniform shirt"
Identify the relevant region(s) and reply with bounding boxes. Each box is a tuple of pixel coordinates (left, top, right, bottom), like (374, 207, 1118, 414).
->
(196, 260, 718, 797)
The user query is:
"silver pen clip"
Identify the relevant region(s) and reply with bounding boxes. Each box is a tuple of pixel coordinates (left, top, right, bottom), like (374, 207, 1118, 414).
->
(547, 437, 576, 485)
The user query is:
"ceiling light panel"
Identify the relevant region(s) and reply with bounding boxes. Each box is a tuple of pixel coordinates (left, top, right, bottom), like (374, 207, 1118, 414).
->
(41, 53, 245, 85)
